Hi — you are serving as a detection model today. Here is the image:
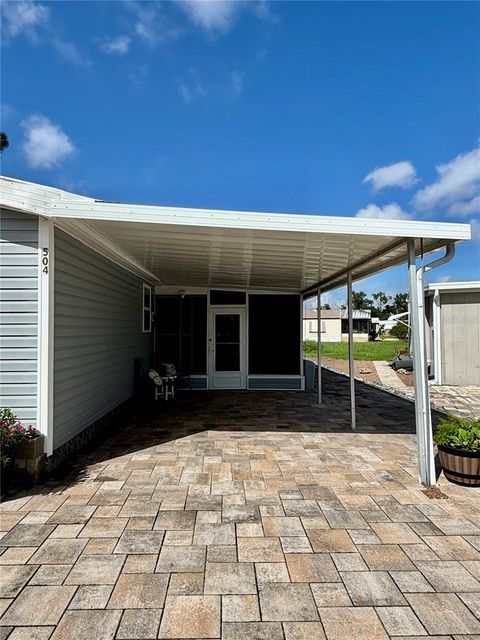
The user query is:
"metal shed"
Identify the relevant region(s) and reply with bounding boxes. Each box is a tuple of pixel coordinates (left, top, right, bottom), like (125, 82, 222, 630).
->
(425, 281, 480, 386)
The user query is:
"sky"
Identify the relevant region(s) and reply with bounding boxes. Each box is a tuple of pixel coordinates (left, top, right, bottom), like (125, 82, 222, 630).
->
(1, 0, 479, 306)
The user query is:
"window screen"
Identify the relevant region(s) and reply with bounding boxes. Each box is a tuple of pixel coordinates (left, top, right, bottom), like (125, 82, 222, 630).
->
(249, 294, 300, 375)
(155, 295, 207, 374)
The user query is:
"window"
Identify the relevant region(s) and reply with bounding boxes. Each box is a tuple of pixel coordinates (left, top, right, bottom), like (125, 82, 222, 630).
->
(142, 284, 152, 333)
(210, 290, 246, 305)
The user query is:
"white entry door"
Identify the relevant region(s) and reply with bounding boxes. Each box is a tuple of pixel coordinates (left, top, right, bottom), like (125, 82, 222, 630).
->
(208, 308, 246, 389)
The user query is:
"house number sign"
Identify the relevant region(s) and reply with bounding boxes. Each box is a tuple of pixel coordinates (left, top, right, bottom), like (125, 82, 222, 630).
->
(42, 248, 49, 274)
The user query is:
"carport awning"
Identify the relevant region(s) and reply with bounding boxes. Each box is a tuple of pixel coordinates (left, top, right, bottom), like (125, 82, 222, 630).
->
(1, 176, 471, 294)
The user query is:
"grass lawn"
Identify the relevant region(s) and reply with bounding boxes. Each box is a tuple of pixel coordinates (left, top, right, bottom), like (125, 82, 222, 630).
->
(303, 339, 408, 361)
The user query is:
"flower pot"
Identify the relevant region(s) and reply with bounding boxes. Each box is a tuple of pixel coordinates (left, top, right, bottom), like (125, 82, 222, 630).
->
(16, 434, 45, 460)
(437, 444, 480, 487)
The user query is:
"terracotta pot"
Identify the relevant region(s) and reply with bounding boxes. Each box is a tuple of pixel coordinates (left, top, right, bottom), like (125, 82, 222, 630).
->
(438, 444, 480, 487)
(16, 434, 45, 460)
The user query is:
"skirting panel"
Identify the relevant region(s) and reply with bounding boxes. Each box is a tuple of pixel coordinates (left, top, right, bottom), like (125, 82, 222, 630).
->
(46, 398, 133, 472)
(248, 377, 304, 390)
(176, 376, 208, 390)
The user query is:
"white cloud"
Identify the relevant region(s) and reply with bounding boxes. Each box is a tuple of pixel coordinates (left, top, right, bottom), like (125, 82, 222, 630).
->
(176, 0, 241, 34)
(363, 161, 417, 192)
(448, 194, 480, 217)
(100, 35, 131, 55)
(177, 77, 206, 103)
(178, 83, 192, 103)
(52, 39, 87, 65)
(1, 1, 86, 65)
(230, 70, 243, 97)
(21, 115, 75, 169)
(131, 2, 159, 43)
(413, 146, 480, 216)
(355, 203, 411, 220)
(1, 0, 49, 39)
(125, 1, 183, 45)
(175, 0, 272, 34)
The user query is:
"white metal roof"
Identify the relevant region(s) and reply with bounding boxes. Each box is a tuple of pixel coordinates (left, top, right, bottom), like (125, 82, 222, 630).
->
(1, 176, 471, 294)
(341, 310, 372, 320)
(425, 280, 480, 294)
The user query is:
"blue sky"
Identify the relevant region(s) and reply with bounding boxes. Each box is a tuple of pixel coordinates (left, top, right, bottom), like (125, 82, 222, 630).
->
(1, 0, 479, 304)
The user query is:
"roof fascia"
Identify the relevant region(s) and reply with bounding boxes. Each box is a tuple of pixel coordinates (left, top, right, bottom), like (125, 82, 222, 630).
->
(424, 281, 480, 293)
(50, 199, 471, 241)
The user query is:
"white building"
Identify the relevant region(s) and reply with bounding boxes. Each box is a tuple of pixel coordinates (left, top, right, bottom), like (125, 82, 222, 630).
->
(303, 309, 372, 342)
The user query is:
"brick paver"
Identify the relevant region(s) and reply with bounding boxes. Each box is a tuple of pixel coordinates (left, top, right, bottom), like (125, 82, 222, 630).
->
(1, 371, 480, 638)
(373, 361, 480, 420)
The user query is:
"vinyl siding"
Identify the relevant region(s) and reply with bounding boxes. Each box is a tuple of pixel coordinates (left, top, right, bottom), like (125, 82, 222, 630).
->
(53, 230, 152, 450)
(440, 291, 480, 386)
(0, 209, 38, 426)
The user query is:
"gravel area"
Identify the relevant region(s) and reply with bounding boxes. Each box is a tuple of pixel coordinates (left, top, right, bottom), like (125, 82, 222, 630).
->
(396, 369, 414, 387)
(311, 357, 382, 385)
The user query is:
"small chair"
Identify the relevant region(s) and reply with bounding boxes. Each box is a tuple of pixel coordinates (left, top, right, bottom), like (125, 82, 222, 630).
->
(148, 368, 176, 401)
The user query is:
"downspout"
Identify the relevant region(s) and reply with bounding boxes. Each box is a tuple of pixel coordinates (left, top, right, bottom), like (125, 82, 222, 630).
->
(416, 243, 455, 384)
(417, 244, 456, 289)
(432, 289, 441, 385)
(411, 242, 455, 486)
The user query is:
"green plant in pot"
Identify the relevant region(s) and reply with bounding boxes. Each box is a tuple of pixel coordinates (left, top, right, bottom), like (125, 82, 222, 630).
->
(0, 408, 42, 496)
(433, 415, 480, 487)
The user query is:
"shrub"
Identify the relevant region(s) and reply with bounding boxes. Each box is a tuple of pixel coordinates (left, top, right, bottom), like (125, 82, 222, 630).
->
(0, 408, 41, 466)
(433, 415, 480, 452)
(389, 322, 408, 340)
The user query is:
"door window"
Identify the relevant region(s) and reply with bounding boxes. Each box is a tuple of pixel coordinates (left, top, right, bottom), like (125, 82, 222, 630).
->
(215, 313, 240, 371)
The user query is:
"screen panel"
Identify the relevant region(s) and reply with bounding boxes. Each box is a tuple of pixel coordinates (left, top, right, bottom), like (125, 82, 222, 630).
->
(248, 294, 300, 375)
(155, 295, 207, 374)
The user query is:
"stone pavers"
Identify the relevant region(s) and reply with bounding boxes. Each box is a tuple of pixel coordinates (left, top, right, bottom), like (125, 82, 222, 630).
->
(373, 360, 480, 420)
(1, 371, 480, 638)
(429, 384, 480, 420)
(374, 361, 409, 394)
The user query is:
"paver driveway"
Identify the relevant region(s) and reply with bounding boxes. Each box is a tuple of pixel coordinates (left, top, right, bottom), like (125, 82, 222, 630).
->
(1, 370, 480, 639)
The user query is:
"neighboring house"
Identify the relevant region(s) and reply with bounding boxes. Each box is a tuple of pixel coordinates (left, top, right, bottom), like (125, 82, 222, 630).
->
(303, 309, 372, 342)
(303, 309, 342, 341)
(0, 176, 470, 478)
(424, 281, 480, 386)
(341, 309, 372, 341)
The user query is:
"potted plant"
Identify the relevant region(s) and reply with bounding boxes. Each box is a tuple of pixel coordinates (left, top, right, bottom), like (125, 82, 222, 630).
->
(0, 408, 42, 495)
(433, 415, 480, 486)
